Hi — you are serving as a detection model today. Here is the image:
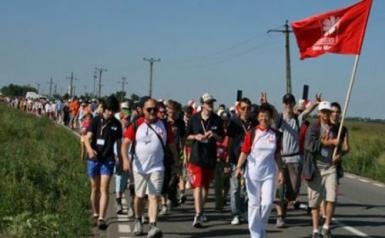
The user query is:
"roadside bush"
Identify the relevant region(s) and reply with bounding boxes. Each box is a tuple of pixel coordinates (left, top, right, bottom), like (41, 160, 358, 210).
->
(0, 105, 90, 237)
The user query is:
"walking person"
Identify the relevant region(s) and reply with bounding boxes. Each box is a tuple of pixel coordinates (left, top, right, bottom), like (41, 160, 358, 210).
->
(83, 96, 122, 230)
(304, 101, 340, 238)
(121, 98, 179, 238)
(186, 93, 224, 228)
(235, 103, 284, 238)
(226, 97, 254, 225)
(273, 93, 320, 227)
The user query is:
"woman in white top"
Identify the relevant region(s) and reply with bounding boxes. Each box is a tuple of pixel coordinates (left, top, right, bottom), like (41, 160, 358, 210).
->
(235, 103, 284, 238)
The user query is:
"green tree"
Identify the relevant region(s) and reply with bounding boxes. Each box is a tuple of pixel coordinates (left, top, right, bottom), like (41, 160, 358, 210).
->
(0, 84, 37, 97)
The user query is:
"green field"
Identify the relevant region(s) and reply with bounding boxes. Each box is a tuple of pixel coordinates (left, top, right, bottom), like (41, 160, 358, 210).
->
(344, 121, 385, 183)
(0, 104, 90, 237)
(0, 104, 384, 237)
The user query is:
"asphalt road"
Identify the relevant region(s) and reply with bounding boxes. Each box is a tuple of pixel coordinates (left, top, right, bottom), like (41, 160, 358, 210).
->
(90, 173, 385, 238)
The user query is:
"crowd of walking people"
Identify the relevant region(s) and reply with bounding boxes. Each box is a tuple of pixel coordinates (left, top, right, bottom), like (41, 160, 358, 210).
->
(5, 91, 350, 238)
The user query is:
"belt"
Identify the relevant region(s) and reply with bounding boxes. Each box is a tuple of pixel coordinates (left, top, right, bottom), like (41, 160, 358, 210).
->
(281, 152, 300, 158)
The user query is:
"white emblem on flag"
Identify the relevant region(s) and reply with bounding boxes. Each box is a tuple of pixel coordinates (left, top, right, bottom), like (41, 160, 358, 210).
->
(312, 15, 341, 51)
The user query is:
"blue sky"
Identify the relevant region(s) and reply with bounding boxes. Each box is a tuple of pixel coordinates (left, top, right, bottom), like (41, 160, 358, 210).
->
(1, 0, 384, 118)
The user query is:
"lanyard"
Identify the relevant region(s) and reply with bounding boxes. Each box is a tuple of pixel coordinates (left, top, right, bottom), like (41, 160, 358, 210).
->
(200, 119, 209, 134)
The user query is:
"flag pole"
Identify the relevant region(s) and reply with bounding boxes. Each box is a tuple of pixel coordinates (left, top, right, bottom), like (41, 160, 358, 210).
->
(332, 54, 360, 159)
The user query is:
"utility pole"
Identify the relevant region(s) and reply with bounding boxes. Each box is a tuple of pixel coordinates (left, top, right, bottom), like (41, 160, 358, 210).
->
(54, 83, 57, 95)
(66, 72, 77, 97)
(83, 85, 88, 96)
(36, 83, 41, 94)
(267, 20, 293, 94)
(143, 58, 160, 97)
(95, 67, 107, 98)
(93, 70, 98, 97)
(118, 76, 128, 101)
(48, 77, 53, 97)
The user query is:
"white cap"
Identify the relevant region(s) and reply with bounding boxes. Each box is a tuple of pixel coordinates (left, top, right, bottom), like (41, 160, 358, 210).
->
(200, 93, 216, 103)
(318, 101, 332, 111)
(121, 102, 129, 110)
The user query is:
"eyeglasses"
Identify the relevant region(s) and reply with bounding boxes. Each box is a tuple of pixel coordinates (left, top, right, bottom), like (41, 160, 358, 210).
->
(146, 107, 158, 113)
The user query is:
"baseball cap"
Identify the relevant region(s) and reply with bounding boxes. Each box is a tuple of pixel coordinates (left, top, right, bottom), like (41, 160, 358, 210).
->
(200, 93, 216, 104)
(318, 101, 332, 111)
(121, 102, 129, 110)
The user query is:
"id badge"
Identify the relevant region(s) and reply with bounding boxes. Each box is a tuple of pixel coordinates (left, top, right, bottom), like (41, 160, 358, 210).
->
(97, 139, 105, 146)
(321, 148, 329, 157)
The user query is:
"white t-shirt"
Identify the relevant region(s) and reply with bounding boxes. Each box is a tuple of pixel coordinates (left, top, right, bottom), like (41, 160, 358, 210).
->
(133, 120, 167, 174)
(244, 127, 278, 181)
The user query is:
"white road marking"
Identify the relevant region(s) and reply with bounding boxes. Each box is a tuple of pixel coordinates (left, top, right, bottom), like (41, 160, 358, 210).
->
(359, 178, 370, 183)
(373, 182, 385, 188)
(345, 174, 356, 179)
(118, 224, 131, 233)
(333, 218, 372, 237)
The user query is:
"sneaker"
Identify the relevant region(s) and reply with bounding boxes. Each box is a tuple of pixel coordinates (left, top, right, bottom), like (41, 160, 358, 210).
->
(322, 228, 332, 238)
(147, 224, 163, 238)
(159, 205, 168, 216)
(134, 219, 144, 236)
(97, 218, 108, 230)
(293, 201, 301, 210)
(116, 202, 124, 214)
(201, 213, 207, 223)
(141, 215, 148, 224)
(312, 232, 321, 238)
(276, 216, 286, 228)
(179, 194, 187, 204)
(192, 215, 202, 228)
(231, 216, 240, 225)
(127, 207, 134, 219)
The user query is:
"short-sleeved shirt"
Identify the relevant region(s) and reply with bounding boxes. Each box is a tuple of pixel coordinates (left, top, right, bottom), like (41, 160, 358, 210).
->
(87, 115, 123, 162)
(226, 117, 253, 164)
(124, 119, 174, 174)
(316, 123, 337, 169)
(278, 113, 304, 163)
(241, 126, 279, 181)
(186, 112, 224, 169)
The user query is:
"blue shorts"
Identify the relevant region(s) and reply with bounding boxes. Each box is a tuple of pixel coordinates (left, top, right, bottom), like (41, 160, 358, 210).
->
(87, 159, 115, 177)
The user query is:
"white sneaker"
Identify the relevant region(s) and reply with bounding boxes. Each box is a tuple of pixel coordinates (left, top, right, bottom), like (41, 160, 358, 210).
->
(159, 205, 168, 216)
(192, 215, 202, 228)
(231, 216, 240, 225)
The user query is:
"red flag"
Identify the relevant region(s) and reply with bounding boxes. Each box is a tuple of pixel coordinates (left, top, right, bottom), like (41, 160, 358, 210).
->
(291, 0, 372, 60)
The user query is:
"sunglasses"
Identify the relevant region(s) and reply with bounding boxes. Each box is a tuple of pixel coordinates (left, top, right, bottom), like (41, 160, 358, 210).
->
(146, 107, 158, 113)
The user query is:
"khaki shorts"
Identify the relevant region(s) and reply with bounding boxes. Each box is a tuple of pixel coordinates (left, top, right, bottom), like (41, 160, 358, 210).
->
(307, 166, 337, 208)
(133, 170, 164, 198)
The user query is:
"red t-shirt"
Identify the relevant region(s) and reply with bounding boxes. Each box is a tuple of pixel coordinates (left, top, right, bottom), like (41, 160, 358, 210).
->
(124, 117, 174, 144)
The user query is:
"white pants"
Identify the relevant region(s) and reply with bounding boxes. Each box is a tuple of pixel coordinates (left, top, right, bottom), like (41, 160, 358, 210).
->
(246, 176, 275, 238)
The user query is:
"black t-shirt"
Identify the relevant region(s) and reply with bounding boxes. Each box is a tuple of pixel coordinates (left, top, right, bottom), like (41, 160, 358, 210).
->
(87, 115, 122, 162)
(186, 112, 224, 169)
(227, 117, 253, 164)
(331, 123, 348, 154)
